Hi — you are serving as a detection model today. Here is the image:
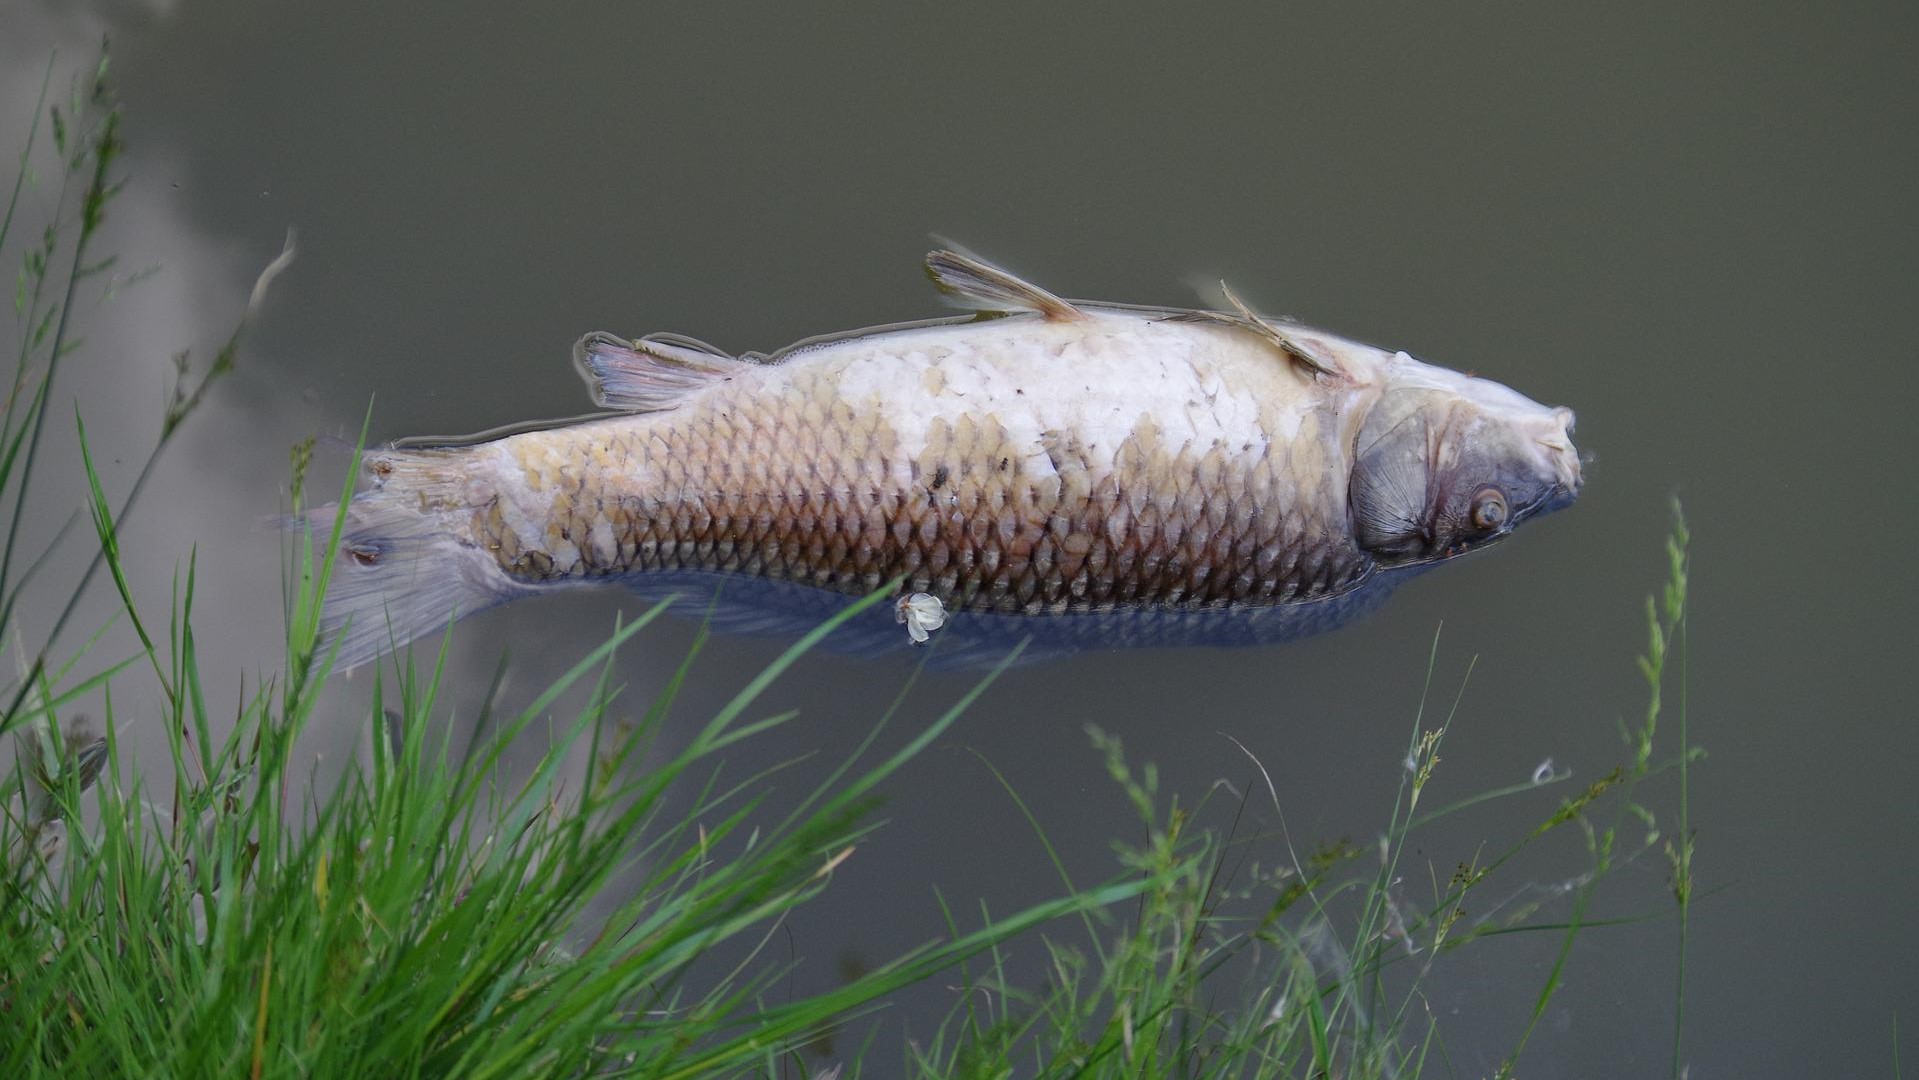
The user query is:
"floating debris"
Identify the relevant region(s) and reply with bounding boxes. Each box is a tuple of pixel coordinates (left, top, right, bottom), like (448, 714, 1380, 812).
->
(895, 592, 946, 645)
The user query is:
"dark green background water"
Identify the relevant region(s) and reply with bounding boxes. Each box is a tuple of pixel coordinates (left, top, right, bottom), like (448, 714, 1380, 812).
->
(9, 2, 1915, 1075)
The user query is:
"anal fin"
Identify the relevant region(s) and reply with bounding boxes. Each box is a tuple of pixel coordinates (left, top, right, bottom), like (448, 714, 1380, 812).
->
(573, 331, 748, 411)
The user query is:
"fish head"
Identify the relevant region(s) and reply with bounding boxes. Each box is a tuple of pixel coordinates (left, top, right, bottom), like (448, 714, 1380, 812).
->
(1349, 353, 1581, 567)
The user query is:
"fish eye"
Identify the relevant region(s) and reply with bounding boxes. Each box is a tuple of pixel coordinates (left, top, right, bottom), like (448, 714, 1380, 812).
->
(1469, 487, 1508, 532)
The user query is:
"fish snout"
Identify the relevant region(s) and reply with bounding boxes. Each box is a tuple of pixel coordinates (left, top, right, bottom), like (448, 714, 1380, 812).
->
(1536, 406, 1583, 497)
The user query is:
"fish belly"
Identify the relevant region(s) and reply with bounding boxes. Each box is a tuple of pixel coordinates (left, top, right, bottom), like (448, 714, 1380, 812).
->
(473, 316, 1374, 615)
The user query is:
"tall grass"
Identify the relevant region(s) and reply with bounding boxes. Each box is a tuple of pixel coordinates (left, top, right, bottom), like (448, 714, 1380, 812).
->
(885, 511, 1694, 1079)
(1, 49, 1702, 1078)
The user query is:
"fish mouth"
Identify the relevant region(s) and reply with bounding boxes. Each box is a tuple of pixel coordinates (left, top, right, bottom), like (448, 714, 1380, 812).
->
(1482, 480, 1579, 547)
(1517, 479, 1580, 523)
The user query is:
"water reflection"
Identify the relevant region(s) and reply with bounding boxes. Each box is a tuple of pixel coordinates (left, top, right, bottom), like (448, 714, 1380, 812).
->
(624, 566, 1410, 668)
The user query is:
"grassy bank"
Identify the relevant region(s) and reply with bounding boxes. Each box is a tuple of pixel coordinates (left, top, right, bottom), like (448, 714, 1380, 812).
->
(1, 52, 1700, 1078)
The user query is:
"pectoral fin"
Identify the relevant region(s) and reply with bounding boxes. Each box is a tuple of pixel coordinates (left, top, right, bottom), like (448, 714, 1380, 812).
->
(1220, 282, 1347, 381)
(924, 248, 1083, 321)
(1174, 282, 1348, 382)
(573, 331, 749, 411)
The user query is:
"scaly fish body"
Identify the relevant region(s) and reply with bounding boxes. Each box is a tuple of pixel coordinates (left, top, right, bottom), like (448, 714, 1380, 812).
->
(322, 251, 1580, 665)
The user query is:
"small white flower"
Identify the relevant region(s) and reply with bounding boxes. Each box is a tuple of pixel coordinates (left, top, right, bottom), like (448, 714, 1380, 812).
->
(895, 591, 946, 645)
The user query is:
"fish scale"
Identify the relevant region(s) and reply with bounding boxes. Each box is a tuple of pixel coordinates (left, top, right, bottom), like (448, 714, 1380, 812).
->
(470, 360, 1366, 618)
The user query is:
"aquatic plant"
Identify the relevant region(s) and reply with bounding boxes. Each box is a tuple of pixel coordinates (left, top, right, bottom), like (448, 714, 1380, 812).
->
(0, 47, 1701, 1078)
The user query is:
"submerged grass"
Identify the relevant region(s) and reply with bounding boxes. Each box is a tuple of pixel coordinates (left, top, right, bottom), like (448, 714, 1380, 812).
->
(2, 48, 1704, 1078)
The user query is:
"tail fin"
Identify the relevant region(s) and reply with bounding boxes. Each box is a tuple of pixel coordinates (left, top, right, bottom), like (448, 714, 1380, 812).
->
(308, 448, 519, 670)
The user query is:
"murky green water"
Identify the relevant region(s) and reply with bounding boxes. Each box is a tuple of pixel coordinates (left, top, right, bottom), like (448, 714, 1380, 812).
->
(8, 2, 1916, 1074)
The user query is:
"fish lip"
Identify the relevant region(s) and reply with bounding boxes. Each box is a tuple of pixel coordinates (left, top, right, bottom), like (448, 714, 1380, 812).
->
(1518, 481, 1580, 522)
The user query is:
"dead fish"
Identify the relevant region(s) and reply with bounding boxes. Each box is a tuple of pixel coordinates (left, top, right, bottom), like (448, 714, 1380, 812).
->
(316, 249, 1580, 667)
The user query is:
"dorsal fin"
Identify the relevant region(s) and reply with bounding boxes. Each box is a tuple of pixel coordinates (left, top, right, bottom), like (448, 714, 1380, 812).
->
(1175, 282, 1348, 382)
(573, 331, 748, 411)
(924, 249, 1083, 321)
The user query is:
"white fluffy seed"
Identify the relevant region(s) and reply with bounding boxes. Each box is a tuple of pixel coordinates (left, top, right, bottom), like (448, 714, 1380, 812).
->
(895, 592, 947, 644)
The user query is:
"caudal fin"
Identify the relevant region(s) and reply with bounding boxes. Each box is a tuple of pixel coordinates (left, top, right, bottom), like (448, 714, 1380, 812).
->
(307, 448, 518, 670)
